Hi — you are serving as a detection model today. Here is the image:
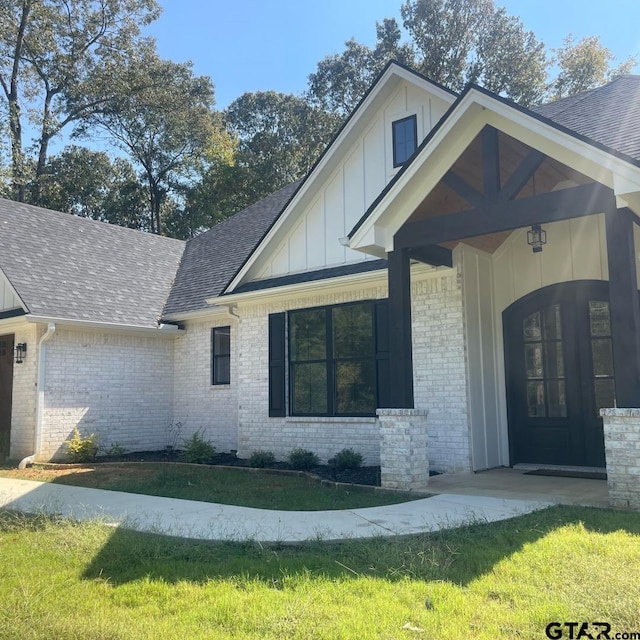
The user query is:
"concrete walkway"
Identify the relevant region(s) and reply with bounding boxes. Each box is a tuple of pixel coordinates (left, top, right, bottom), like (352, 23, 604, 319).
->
(0, 476, 552, 542)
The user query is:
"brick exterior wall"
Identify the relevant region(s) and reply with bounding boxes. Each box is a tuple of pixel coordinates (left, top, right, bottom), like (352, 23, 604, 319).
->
(378, 408, 429, 489)
(23, 266, 473, 472)
(236, 284, 387, 464)
(9, 323, 40, 460)
(172, 318, 239, 453)
(41, 329, 174, 460)
(411, 271, 472, 472)
(601, 408, 640, 509)
(235, 268, 472, 472)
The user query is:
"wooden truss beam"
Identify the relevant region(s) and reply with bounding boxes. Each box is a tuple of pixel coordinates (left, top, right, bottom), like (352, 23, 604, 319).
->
(395, 182, 615, 249)
(408, 245, 453, 267)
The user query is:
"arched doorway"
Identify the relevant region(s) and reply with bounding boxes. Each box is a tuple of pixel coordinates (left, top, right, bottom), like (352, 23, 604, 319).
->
(503, 281, 613, 467)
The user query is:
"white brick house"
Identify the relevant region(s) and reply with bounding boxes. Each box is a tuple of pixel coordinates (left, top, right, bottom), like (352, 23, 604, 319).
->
(2, 62, 640, 501)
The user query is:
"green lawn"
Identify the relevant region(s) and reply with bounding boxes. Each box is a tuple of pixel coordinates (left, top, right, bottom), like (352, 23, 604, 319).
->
(1, 506, 639, 639)
(0, 462, 421, 510)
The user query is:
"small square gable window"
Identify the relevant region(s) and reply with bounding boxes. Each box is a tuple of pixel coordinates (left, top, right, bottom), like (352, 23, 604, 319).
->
(392, 115, 417, 167)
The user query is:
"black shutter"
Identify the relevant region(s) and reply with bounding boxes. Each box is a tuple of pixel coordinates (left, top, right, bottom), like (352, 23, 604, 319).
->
(375, 300, 391, 408)
(268, 312, 286, 417)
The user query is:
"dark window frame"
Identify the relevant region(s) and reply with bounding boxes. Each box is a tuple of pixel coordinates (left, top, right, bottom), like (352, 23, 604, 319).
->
(211, 326, 231, 385)
(288, 300, 378, 418)
(392, 114, 418, 168)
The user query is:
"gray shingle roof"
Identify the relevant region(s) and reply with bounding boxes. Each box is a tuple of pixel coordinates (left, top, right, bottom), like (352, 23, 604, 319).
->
(4, 76, 640, 327)
(0, 199, 184, 327)
(163, 181, 300, 317)
(534, 75, 640, 162)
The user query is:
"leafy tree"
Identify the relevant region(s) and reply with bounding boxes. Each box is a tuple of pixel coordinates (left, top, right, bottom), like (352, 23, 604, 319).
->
(226, 90, 338, 193)
(307, 18, 413, 118)
(401, 0, 493, 91)
(81, 47, 216, 234)
(185, 90, 340, 233)
(550, 35, 637, 100)
(181, 161, 247, 237)
(34, 145, 148, 229)
(308, 0, 548, 114)
(0, 0, 160, 202)
(307, 0, 635, 114)
(467, 7, 547, 105)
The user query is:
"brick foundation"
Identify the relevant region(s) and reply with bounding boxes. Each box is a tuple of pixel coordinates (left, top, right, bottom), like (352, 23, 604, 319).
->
(378, 408, 429, 490)
(601, 408, 640, 509)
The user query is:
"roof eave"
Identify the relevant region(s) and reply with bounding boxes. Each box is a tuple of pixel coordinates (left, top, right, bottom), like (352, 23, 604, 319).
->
(347, 85, 640, 254)
(25, 314, 185, 336)
(222, 62, 458, 295)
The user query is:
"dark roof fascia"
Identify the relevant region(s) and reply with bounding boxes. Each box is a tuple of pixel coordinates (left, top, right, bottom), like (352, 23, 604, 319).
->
(348, 82, 640, 241)
(224, 259, 389, 296)
(378, 59, 458, 97)
(216, 181, 304, 297)
(0, 308, 26, 320)
(469, 83, 640, 170)
(348, 83, 472, 240)
(220, 61, 457, 297)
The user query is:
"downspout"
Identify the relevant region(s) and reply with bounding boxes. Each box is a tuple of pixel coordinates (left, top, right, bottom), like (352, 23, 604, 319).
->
(18, 322, 56, 469)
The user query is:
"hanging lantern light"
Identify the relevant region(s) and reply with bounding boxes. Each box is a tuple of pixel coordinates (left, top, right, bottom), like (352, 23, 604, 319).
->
(527, 224, 547, 253)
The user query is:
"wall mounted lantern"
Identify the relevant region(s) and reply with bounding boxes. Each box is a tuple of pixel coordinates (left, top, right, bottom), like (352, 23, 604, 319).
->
(14, 342, 27, 364)
(527, 224, 547, 253)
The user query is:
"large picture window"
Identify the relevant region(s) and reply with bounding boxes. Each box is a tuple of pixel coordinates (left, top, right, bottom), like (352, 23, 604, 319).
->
(288, 301, 378, 416)
(211, 326, 231, 385)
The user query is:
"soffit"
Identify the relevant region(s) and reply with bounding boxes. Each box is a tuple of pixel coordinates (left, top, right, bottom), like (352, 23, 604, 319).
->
(409, 130, 595, 254)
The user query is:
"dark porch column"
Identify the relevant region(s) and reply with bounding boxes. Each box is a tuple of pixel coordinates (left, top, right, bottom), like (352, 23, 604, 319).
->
(605, 206, 640, 407)
(387, 249, 414, 408)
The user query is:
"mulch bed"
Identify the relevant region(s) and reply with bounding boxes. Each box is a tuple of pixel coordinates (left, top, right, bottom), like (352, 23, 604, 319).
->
(95, 450, 382, 487)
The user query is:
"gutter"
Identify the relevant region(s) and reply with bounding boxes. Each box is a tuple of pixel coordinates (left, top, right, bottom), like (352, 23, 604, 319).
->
(25, 315, 184, 336)
(18, 322, 56, 469)
(205, 261, 447, 307)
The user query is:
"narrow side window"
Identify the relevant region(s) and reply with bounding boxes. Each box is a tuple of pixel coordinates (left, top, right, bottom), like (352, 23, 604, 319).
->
(392, 115, 417, 167)
(268, 313, 286, 417)
(211, 326, 231, 385)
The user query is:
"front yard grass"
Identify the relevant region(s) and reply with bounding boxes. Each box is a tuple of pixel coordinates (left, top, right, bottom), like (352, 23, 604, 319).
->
(0, 505, 639, 639)
(0, 462, 421, 510)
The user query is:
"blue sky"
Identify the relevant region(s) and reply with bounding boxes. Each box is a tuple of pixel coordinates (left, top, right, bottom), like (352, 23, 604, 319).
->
(144, 0, 640, 109)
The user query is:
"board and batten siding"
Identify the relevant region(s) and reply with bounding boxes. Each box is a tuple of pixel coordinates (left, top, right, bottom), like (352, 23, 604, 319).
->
(0, 270, 21, 312)
(460, 245, 502, 471)
(248, 81, 451, 281)
(460, 213, 638, 470)
(493, 215, 610, 312)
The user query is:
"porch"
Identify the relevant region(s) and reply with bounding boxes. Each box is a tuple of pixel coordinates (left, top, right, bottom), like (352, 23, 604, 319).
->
(427, 466, 609, 508)
(351, 115, 640, 475)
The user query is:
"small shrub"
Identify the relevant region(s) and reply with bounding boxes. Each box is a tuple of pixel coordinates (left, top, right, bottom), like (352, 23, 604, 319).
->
(102, 442, 128, 458)
(328, 448, 363, 470)
(249, 450, 276, 468)
(165, 419, 185, 452)
(288, 448, 320, 470)
(180, 430, 216, 464)
(65, 428, 99, 463)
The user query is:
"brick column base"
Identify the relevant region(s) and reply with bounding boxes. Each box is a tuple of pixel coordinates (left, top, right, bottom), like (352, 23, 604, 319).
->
(377, 408, 429, 491)
(601, 408, 640, 509)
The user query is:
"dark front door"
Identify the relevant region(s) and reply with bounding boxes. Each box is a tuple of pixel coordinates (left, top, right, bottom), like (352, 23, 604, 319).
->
(504, 281, 613, 467)
(0, 334, 14, 462)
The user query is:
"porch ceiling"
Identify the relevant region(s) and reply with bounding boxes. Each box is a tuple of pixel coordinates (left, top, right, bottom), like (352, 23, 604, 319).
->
(408, 130, 595, 254)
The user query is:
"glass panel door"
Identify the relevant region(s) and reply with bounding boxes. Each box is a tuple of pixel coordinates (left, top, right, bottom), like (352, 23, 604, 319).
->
(523, 305, 566, 419)
(589, 301, 615, 415)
